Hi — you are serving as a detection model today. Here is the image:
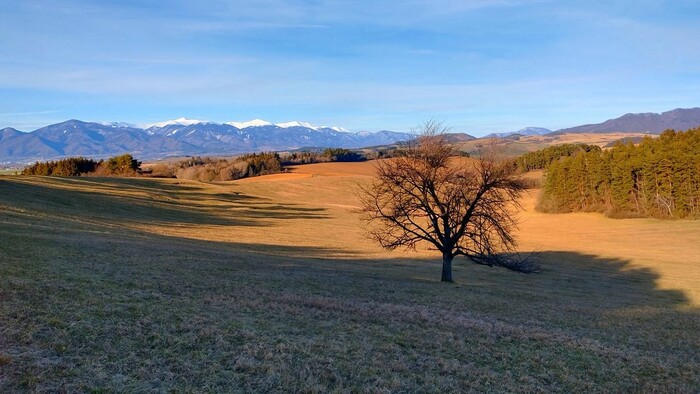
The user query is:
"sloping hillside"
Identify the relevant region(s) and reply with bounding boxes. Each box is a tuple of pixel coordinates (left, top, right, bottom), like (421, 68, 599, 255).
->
(0, 170, 698, 391)
(556, 108, 700, 134)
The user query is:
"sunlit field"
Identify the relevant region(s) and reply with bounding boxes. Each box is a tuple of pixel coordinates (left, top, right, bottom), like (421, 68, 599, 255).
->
(1, 162, 698, 392)
(454, 132, 656, 156)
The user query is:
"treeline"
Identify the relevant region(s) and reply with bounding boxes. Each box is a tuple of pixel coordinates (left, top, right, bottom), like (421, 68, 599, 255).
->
(21, 147, 374, 182)
(321, 148, 365, 162)
(161, 148, 366, 181)
(516, 143, 601, 171)
(282, 148, 366, 165)
(22, 154, 141, 176)
(539, 128, 700, 218)
(149, 152, 284, 182)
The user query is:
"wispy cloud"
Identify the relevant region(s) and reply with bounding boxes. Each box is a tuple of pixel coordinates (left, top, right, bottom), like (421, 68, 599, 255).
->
(1, 0, 699, 132)
(0, 110, 59, 117)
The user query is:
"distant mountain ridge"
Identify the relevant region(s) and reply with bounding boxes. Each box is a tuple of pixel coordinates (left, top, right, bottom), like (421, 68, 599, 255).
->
(555, 108, 700, 134)
(485, 127, 553, 138)
(0, 119, 415, 163)
(2, 107, 699, 163)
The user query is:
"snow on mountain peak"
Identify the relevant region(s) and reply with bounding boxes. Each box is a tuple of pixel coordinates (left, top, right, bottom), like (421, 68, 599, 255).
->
(276, 121, 321, 130)
(145, 117, 351, 133)
(149, 117, 207, 128)
(99, 121, 137, 128)
(225, 119, 273, 128)
(323, 126, 349, 133)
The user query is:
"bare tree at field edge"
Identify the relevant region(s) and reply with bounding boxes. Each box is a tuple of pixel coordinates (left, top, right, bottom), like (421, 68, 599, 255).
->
(360, 120, 534, 282)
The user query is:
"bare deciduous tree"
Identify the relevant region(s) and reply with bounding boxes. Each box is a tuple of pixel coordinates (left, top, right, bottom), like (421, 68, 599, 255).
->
(360, 120, 533, 282)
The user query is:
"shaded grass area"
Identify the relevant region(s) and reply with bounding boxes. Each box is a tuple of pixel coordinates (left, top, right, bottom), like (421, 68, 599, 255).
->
(0, 177, 698, 392)
(0, 177, 327, 229)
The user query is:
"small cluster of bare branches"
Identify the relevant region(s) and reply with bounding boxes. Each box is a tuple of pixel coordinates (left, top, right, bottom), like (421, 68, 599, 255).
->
(470, 251, 542, 274)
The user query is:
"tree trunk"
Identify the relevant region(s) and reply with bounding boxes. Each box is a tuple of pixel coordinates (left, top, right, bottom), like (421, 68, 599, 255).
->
(441, 252, 454, 282)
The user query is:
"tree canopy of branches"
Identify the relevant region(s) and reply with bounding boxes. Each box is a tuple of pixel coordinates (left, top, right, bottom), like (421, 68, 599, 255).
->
(360, 121, 531, 282)
(539, 128, 700, 219)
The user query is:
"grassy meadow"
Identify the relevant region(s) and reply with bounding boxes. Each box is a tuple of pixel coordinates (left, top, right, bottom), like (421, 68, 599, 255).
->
(0, 162, 698, 392)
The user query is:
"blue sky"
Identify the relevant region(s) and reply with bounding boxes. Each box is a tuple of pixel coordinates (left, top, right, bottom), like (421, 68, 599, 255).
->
(1, 0, 699, 135)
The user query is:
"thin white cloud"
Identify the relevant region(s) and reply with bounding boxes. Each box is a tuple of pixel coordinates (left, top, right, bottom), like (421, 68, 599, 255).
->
(0, 110, 59, 117)
(1, 0, 699, 132)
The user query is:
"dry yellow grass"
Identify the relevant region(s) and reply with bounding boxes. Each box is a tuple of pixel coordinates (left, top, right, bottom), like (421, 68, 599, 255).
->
(208, 161, 700, 305)
(454, 132, 657, 157)
(28, 161, 694, 301)
(7, 162, 695, 295)
(517, 189, 700, 306)
(0, 163, 698, 391)
(523, 132, 654, 146)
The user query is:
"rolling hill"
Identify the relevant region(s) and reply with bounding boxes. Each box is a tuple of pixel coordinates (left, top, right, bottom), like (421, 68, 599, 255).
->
(0, 166, 698, 391)
(555, 107, 700, 134)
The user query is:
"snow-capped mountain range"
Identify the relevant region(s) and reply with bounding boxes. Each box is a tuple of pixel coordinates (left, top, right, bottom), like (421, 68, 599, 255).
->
(0, 118, 413, 163)
(146, 118, 349, 133)
(3, 108, 698, 164)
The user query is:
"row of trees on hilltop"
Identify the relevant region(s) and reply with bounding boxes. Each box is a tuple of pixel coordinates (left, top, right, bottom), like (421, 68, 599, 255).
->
(321, 148, 365, 162)
(30, 148, 369, 182)
(22, 154, 141, 176)
(516, 143, 601, 172)
(281, 148, 367, 165)
(538, 128, 700, 218)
